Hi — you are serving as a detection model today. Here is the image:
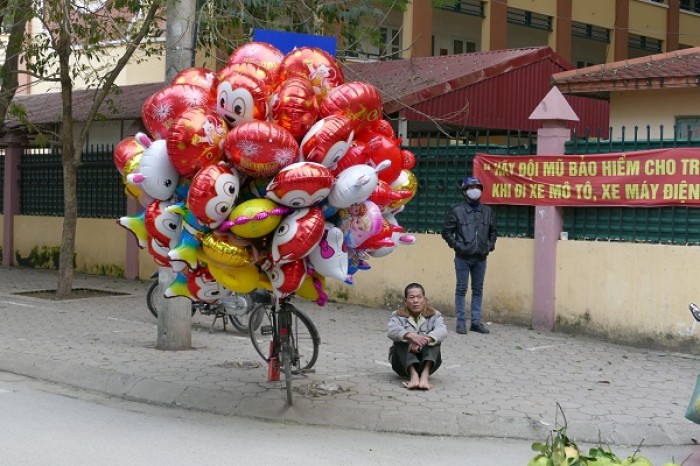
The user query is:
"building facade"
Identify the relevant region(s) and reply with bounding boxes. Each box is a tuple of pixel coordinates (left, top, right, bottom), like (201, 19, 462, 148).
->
(377, 0, 700, 67)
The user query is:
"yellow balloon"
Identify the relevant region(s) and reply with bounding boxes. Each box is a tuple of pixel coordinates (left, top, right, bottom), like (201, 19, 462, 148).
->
(295, 272, 326, 303)
(201, 232, 255, 268)
(122, 154, 149, 204)
(389, 169, 417, 209)
(207, 262, 260, 293)
(228, 198, 286, 238)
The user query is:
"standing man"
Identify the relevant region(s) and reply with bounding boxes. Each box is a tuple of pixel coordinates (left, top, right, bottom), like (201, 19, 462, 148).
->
(441, 177, 497, 335)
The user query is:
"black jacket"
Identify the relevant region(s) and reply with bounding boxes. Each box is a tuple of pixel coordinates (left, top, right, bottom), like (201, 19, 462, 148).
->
(441, 201, 497, 260)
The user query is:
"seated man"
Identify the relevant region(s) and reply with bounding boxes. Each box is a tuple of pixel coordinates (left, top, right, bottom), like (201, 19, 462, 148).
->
(387, 283, 448, 390)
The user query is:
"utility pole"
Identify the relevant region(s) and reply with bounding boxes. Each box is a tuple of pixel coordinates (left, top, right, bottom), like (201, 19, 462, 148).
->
(157, 0, 196, 350)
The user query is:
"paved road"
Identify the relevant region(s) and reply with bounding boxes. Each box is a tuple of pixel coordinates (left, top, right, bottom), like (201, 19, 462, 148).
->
(0, 266, 698, 449)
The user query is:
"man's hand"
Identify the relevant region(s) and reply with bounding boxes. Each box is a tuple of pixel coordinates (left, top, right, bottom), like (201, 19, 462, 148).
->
(406, 332, 430, 348)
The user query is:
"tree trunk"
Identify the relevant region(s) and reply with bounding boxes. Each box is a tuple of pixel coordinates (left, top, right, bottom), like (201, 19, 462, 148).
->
(56, 156, 78, 296)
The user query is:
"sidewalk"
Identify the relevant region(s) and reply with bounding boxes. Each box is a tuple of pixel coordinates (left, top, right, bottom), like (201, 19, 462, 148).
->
(0, 266, 698, 448)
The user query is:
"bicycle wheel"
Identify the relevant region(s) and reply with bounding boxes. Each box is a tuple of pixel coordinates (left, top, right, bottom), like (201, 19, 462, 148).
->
(280, 336, 294, 406)
(222, 293, 253, 332)
(146, 281, 162, 319)
(147, 281, 196, 319)
(284, 304, 321, 372)
(248, 303, 274, 363)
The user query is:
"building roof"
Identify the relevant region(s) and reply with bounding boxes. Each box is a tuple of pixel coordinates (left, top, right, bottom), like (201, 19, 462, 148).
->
(5, 47, 609, 134)
(343, 46, 608, 132)
(552, 46, 700, 95)
(5, 82, 164, 129)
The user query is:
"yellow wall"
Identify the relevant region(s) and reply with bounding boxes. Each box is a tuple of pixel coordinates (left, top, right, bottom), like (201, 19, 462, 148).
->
(13, 216, 127, 275)
(572, 0, 615, 28)
(610, 89, 700, 137)
(628, 0, 667, 41)
(557, 240, 700, 345)
(679, 11, 700, 47)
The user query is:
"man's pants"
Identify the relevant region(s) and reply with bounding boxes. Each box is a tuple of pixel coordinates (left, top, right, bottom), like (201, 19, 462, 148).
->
(454, 256, 487, 328)
(389, 342, 442, 377)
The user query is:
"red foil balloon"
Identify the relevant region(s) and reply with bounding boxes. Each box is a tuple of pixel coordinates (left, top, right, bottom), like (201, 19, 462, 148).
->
(171, 67, 218, 94)
(331, 141, 367, 176)
(113, 136, 144, 174)
(279, 47, 344, 103)
(218, 62, 276, 94)
(363, 134, 403, 184)
(319, 81, 382, 130)
(142, 84, 215, 140)
(270, 207, 325, 264)
(266, 162, 334, 208)
(166, 106, 227, 178)
(224, 120, 299, 178)
(401, 149, 416, 170)
(269, 259, 307, 298)
(269, 77, 319, 141)
(300, 114, 355, 167)
(356, 118, 397, 142)
(227, 41, 285, 83)
(187, 163, 241, 229)
(145, 200, 183, 247)
(368, 179, 406, 211)
(215, 72, 269, 128)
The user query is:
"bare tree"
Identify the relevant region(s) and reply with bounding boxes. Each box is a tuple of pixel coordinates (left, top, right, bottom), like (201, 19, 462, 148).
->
(11, 0, 165, 296)
(0, 0, 32, 137)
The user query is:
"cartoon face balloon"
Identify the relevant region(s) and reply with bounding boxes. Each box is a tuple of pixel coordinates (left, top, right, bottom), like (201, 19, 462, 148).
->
(268, 259, 307, 298)
(145, 200, 183, 247)
(307, 222, 348, 282)
(326, 161, 390, 209)
(187, 163, 241, 229)
(269, 77, 319, 141)
(279, 47, 344, 103)
(299, 115, 355, 168)
(215, 72, 268, 128)
(126, 133, 180, 201)
(265, 162, 334, 208)
(270, 207, 325, 264)
(218, 62, 276, 94)
(166, 106, 227, 178)
(224, 120, 299, 178)
(142, 84, 215, 140)
(187, 268, 231, 304)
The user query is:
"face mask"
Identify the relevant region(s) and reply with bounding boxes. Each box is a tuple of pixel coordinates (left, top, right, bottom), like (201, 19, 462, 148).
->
(465, 188, 482, 200)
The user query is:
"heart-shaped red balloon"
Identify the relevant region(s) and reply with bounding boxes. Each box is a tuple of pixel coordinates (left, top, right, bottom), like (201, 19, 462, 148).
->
(166, 106, 227, 178)
(269, 77, 319, 141)
(142, 84, 215, 140)
(319, 81, 382, 130)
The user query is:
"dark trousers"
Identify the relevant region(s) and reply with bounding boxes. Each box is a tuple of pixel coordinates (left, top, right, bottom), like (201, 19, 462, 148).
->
(389, 342, 442, 377)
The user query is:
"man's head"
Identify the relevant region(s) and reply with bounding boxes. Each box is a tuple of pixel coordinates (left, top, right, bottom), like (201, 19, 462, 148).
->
(461, 176, 483, 201)
(404, 282, 426, 315)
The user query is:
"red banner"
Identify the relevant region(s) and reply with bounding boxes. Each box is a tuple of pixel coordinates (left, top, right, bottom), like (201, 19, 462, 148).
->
(473, 148, 700, 207)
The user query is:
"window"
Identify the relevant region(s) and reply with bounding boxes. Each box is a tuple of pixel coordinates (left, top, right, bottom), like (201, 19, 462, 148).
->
(628, 34, 663, 53)
(507, 8, 552, 31)
(675, 116, 700, 140)
(380, 27, 401, 59)
(680, 0, 700, 14)
(453, 39, 477, 54)
(576, 60, 595, 68)
(572, 21, 610, 43)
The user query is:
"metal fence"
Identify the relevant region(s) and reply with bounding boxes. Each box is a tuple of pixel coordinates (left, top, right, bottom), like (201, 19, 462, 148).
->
(563, 127, 700, 244)
(5, 126, 700, 245)
(18, 145, 126, 218)
(0, 149, 4, 214)
(400, 130, 536, 237)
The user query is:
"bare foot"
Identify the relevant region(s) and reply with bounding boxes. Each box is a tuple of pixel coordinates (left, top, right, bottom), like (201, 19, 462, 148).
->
(418, 377, 432, 390)
(404, 378, 421, 389)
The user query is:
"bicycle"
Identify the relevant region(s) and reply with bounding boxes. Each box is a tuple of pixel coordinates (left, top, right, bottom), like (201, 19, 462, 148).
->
(248, 293, 321, 405)
(146, 275, 254, 333)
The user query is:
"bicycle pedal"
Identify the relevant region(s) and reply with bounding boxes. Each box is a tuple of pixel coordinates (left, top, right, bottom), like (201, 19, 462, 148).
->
(260, 325, 273, 335)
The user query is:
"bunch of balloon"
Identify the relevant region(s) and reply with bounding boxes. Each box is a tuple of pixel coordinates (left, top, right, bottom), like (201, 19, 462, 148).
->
(115, 41, 419, 306)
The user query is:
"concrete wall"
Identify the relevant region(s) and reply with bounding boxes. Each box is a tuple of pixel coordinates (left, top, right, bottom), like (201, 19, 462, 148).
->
(610, 89, 700, 137)
(9, 215, 696, 351)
